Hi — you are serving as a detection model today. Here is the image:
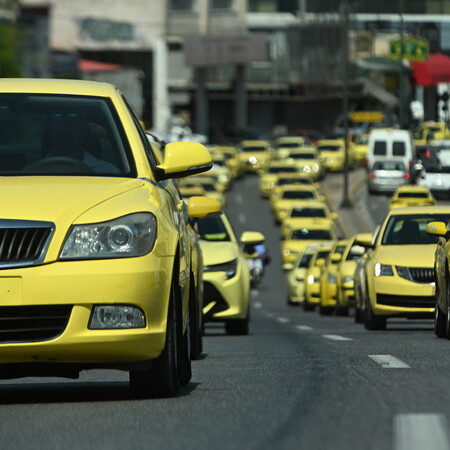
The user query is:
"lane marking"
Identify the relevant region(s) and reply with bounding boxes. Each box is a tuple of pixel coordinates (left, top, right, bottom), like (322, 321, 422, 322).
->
(253, 302, 262, 309)
(235, 193, 243, 204)
(238, 213, 246, 224)
(296, 325, 313, 331)
(266, 312, 274, 318)
(277, 317, 290, 324)
(322, 334, 352, 341)
(368, 355, 410, 369)
(394, 414, 450, 450)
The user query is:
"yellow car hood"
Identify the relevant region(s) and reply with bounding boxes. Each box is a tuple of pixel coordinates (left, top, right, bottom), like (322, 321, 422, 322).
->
(374, 245, 436, 266)
(199, 240, 239, 265)
(0, 176, 145, 222)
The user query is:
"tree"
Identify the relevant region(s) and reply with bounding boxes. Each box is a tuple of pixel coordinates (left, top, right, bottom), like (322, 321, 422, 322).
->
(0, 22, 21, 77)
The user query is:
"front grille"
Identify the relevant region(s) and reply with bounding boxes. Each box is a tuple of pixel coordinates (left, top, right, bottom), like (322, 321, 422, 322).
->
(376, 294, 434, 308)
(203, 282, 229, 320)
(0, 220, 54, 268)
(409, 267, 435, 283)
(0, 305, 73, 343)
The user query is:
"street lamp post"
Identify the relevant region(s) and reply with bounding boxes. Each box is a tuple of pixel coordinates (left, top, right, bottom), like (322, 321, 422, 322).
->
(340, 0, 352, 208)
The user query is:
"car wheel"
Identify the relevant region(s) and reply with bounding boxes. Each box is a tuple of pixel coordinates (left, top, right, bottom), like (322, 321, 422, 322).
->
(335, 291, 349, 316)
(354, 307, 363, 323)
(225, 307, 250, 335)
(434, 276, 447, 338)
(303, 299, 315, 311)
(189, 278, 203, 360)
(319, 306, 333, 315)
(364, 295, 386, 331)
(129, 278, 189, 398)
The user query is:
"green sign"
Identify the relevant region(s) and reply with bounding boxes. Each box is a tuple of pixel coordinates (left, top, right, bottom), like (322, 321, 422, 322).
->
(389, 37, 429, 62)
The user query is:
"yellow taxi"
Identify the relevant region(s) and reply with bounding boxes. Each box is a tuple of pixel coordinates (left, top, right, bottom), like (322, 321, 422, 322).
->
(210, 145, 243, 179)
(179, 184, 206, 199)
(356, 206, 450, 330)
(273, 172, 320, 194)
(304, 242, 334, 311)
(414, 121, 450, 146)
(318, 239, 348, 315)
(352, 133, 369, 165)
(197, 212, 264, 335)
(425, 219, 450, 337)
(273, 135, 310, 160)
(0, 78, 214, 398)
(281, 201, 338, 239)
(285, 147, 326, 180)
(270, 185, 325, 223)
(334, 233, 370, 316)
(239, 139, 273, 173)
(281, 223, 336, 265)
(285, 244, 320, 306)
(316, 139, 354, 172)
(180, 175, 226, 208)
(258, 161, 299, 198)
(207, 153, 232, 190)
(388, 185, 436, 210)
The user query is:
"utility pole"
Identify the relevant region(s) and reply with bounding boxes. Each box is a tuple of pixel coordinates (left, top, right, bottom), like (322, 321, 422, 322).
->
(340, 0, 352, 208)
(399, 0, 405, 128)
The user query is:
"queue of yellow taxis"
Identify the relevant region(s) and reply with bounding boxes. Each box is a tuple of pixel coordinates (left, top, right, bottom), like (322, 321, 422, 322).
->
(304, 243, 334, 311)
(355, 206, 450, 330)
(238, 139, 273, 173)
(285, 147, 326, 180)
(319, 239, 348, 315)
(273, 135, 311, 160)
(352, 133, 369, 165)
(209, 145, 243, 179)
(270, 185, 325, 223)
(180, 175, 227, 208)
(388, 185, 436, 210)
(274, 172, 320, 193)
(0, 78, 217, 398)
(258, 161, 299, 198)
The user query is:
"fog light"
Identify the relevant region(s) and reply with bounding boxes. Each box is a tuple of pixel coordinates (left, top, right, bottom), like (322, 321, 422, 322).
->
(89, 305, 145, 329)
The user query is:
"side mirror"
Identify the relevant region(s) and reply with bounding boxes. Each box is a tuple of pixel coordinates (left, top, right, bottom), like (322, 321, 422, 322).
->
(240, 231, 265, 245)
(425, 221, 448, 237)
(331, 253, 342, 263)
(354, 232, 374, 248)
(187, 196, 222, 220)
(331, 212, 339, 220)
(282, 263, 294, 271)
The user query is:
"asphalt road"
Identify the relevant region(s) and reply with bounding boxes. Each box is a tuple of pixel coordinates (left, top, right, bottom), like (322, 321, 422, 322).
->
(2, 173, 450, 450)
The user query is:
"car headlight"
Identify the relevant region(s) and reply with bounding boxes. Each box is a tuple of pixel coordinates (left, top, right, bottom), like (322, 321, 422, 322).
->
(204, 258, 237, 279)
(249, 156, 257, 164)
(60, 212, 157, 260)
(218, 174, 229, 183)
(396, 266, 412, 281)
(283, 249, 297, 257)
(328, 273, 337, 283)
(303, 166, 311, 173)
(374, 263, 393, 277)
(89, 305, 145, 329)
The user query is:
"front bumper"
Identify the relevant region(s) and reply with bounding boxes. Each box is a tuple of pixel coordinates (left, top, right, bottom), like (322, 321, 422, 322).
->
(0, 255, 175, 366)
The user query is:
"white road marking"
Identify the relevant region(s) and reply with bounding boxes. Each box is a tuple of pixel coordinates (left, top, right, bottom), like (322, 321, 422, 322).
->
(235, 193, 243, 204)
(296, 325, 313, 331)
(394, 414, 450, 450)
(368, 355, 410, 369)
(322, 334, 352, 341)
(266, 312, 275, 318)
(238, 213, 246, 224)
(277, 317, 290, 323)
(250, 290, 259, 297)
(253, 302, 262, 309)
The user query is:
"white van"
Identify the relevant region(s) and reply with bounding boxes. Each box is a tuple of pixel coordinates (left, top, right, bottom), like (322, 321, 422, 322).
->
(367, 128, 415, 173)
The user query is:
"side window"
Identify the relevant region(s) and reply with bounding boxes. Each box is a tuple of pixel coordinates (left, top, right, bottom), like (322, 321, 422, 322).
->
(393, 141, 406, 156)
(373, 141, 386, 155)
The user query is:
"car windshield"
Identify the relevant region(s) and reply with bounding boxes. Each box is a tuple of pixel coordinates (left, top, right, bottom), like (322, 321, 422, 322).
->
(0, 93, 135, 176)
(278, 178, 311, 186)
(290, 207, 327, 218)
(282, 191, 315, 199)
(290, 229, 332, 240)
(397, 192, 429, 198)
(318, 145, 341, 152)
(197, 215, 231, 241)
(278, 142, 303, 148)
(381, 214, 450, 245)
(297, 252, 313, 268)
(267, 166, 297, 174)
(242, 146, 267, 152)
(373, 161, 405, 171)
(288, 153, 316, 159)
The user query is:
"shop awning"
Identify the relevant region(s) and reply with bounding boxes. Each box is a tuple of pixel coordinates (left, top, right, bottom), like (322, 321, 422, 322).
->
(78, 59, 121, 72)
(410, 53, 450, 86)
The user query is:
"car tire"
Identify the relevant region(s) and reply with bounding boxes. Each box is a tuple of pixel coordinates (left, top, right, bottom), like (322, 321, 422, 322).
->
(319, 306, 333, 315)
(354, 307, 363, 323)
(225, 307, 250, 335)
(364, 296, 386, 331)
(129, 278, 189, 398)
(189, 278, 203, 360)
(434, 277, 447, 338)
(303, 300, 315, 311)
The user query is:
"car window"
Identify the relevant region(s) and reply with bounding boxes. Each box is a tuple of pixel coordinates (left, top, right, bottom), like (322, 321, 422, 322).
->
(241, 146, 267, 152)
(0, 93, 136, 176)
(267, 166, 297, 174)
(197, 215, 231, 241)
(397, 192, 429, 198)
(290, 207, 327, 218)
(318, 145, 341, 152)
(297, 253, 313, 268)
(282, 190, 315, 199)
(373, 161, 405, 171)
(290, 229, 332, 240)
(288, 153, 316, 159)
(381, 214, 450, 245)
(373, 141, 387, 155)
(392, 141, 406, 156)
(277, 178, 311, 186)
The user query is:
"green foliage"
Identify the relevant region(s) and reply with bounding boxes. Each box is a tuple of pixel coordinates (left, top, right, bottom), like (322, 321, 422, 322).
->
(0, 23, 21, 77)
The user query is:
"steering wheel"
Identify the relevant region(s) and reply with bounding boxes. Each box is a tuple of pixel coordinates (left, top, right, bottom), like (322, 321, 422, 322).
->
(24, 156, 94, 174)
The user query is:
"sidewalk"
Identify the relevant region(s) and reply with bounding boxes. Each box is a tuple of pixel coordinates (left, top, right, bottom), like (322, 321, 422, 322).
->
(322, 167, 377, 239)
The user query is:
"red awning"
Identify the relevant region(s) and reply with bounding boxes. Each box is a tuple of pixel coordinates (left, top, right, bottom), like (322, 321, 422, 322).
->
(410, 53, 450, 86)
(78, 59, 121, 72)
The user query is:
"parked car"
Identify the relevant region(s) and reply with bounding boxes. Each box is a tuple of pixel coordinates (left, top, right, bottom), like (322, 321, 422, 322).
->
(0, 78, 215, 398)
(388, 185, 436, 209)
